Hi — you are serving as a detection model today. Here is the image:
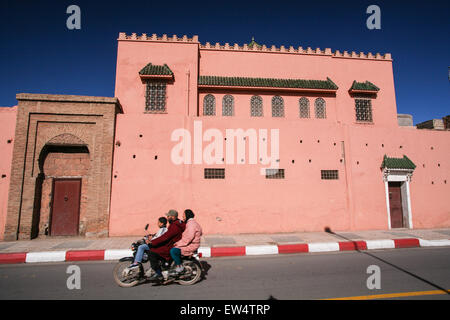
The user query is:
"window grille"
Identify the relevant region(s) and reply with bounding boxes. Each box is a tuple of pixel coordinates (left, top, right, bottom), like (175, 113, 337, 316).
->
(299, 97, 310, 118)
(145, 81, 166, 112)
(203, 94, 216, 116)
(355, 99, 373, 122)
(222, 95, 234, 116)
(265, 169, 285, 179)
(250, 95, 263, 117)
(315, 98, 326, 119)
(204, 168, 225, 179)
(272, 96, 284, 117)
(321, 170, 339, 180)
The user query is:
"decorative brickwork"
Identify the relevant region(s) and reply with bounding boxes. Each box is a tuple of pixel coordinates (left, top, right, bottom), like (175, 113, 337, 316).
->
(3, 94, 122, 240)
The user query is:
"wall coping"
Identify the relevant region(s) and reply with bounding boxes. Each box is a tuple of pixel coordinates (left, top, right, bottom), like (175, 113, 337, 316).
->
(118, 32, 392, 61)
(16, 94, 123, 113)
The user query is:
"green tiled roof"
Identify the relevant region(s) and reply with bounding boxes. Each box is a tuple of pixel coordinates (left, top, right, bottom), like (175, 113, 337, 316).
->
(350, 80, 379, 91)
(139, 63, 173, 76)
(381, 155, 416, 170)
(199, 75, 339, 90)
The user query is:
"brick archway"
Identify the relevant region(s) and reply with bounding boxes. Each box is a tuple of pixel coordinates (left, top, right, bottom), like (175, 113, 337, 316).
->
(4, 94, 122, 240)
(32, 143, 90, 238)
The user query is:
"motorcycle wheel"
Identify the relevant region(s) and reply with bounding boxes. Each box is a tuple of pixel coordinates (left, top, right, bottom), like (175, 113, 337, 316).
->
(176, 259, 202, 286)
(113, 260, 141, 288)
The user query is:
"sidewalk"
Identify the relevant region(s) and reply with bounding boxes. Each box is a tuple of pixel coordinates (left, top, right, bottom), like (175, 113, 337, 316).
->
(1, 228, 449, 264)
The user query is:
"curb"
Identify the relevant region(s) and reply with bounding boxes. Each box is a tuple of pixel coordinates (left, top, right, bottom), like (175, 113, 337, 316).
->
(0, 238, 449, 264)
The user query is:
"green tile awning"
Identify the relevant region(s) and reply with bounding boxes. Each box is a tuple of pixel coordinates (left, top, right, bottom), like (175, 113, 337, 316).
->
(349, 80, 380, 92)
(199, 75, 339, 91)
(139, 63, 174, 78)
(381, 155, 416, 170)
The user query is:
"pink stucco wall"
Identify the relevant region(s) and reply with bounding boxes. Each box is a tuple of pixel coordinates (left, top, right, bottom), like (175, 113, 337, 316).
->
(0, 107, 17, 240)
(108, 35, 449, 236)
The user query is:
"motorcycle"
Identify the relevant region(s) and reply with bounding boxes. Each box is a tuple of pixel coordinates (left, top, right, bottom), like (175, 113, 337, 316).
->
(113, 224, 203, 288)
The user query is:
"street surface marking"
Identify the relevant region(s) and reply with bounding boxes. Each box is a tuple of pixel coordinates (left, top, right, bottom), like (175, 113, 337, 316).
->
(323, 289, 450, 300)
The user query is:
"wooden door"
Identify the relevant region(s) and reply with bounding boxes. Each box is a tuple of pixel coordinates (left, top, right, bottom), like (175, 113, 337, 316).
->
(388, 182, 404, 228)
(50, 179, 81, 236)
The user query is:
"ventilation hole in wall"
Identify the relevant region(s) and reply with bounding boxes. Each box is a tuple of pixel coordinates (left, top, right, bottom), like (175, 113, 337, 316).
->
(114, 175, 117, 178)
(241, 159, 244, 162)
(365, 143, 368, 147)
(381, 144, 384, 148)
(431, 146, 434, 150)
(292, 160, 295, 164)
(399, 145, 403, 149)
(340, 159, 343, 163)
(139, 134, 143, 138)
(115, 141, 121, 147)
(243, 137, 246, 140)
(317, 140, 320, 143)
(224, 137, 227, 140)
(445, 180, 447, 184)
(7, 140, 12, 144)
(276, 159, 280, 163)
(309, 159, 312, 163)
(133, 155, 136, 159)
(333, 142, 336, 146)
(423, 164, 425, 168)
(155, 155, 158, 160)
(357, 161, 359, 165)
(431, 181, 434, 185)
(300, 140, 303, 143)
(438, 163, 440, 167)
(1, 174, 6, 178)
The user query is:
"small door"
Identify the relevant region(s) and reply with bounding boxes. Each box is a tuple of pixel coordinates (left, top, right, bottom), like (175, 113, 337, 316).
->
(50, 179, 81, 236)
(388, 182, 404, 228)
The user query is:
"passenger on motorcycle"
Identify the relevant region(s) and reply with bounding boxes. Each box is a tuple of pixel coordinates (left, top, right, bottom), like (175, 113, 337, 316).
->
(128, 216, 168, 269)
(169, 209, 203, 275)
(147, 209, 185, 281)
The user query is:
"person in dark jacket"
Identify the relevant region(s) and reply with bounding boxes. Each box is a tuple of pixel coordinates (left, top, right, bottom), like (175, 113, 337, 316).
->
(148, 209, 185, 280)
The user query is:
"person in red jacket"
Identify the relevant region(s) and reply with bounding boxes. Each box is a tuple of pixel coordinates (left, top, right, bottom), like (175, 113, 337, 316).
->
(148, 209, 185, 280)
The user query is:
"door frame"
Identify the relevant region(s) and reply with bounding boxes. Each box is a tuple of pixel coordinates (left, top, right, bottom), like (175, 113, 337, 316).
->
(383, 169, 413, 229)
(49, 177, 82, 236)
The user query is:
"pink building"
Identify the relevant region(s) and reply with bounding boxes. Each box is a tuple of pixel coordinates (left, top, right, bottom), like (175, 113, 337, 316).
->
(0, 33, 449, 240)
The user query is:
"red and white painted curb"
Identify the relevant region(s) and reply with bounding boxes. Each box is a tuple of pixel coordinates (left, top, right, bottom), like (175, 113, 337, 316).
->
(0, 238, 449, 264)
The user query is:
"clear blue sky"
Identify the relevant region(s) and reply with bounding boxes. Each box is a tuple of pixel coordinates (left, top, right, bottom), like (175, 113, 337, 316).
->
(1, 0, 449, 124)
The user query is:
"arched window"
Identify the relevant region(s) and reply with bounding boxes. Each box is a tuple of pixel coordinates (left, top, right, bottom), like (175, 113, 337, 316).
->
(222, 95, 234, 116)
(203, 94, 216, 116)
(250, 95, 263, 117)
(272, 96, 284, 117)
(315, 98, 326, 119)
(299, 97, 310, 118)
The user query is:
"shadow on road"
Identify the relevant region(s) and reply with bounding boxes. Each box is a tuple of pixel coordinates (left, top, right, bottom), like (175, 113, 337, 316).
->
(324, 226, 450, 295)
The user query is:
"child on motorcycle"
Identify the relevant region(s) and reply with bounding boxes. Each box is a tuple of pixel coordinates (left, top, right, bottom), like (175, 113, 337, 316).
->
(128, 217, 168, 269)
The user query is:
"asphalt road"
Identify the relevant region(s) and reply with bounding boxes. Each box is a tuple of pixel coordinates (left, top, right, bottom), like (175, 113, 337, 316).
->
(0, 247, 449, 300)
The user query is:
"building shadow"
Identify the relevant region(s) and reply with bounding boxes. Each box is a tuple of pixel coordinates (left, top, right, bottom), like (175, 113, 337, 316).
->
(324, 226, 449, 295)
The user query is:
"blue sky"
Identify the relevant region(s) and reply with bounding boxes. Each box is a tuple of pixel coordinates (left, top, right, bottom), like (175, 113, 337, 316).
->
(1, 0, 449, 124)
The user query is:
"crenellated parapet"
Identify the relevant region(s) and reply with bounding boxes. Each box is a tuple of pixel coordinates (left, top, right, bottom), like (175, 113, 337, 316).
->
(118, 32, 199, 43)
(200, 41, 391, 61)
(118, 32, 392, 60)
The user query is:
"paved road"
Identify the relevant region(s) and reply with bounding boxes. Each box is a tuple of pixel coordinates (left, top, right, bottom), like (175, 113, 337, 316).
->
(0, 247, 449, 300)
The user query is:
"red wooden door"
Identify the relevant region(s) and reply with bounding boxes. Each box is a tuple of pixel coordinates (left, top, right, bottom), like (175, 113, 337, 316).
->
(388, 182, 404, 228)
(50, 179, 81, 236)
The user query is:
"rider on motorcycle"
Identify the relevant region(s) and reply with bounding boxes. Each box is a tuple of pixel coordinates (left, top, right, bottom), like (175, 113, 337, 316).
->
(169, 209, 203, 275)
(128, 217, 168, 270)
(147, 209, 185, 281)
